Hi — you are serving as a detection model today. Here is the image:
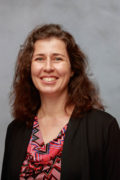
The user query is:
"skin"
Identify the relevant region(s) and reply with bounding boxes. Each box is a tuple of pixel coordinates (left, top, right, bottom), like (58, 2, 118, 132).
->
(31, 38, 73, 97)
(31, 38, 74, 144)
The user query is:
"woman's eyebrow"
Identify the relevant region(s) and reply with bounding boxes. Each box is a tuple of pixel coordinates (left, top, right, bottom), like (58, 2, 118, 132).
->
(33, 53, 45, 57)
(33, 53, 66, 58)
(52, 53, 65, 57)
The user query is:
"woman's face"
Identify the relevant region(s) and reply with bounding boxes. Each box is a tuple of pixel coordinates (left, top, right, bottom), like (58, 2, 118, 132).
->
(31, 38, 73, 97)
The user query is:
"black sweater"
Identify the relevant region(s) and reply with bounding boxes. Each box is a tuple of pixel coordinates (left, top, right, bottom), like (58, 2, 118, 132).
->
(1, 109, 120, 180)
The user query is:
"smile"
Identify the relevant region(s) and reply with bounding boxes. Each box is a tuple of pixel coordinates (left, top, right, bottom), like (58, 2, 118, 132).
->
(41, 77, 57, 82)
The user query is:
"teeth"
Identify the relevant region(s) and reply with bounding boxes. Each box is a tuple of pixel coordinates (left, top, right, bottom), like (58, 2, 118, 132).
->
(42, 77, 56, 82)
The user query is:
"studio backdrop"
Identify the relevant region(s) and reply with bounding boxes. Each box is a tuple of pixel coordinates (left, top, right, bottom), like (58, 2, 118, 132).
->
(0, 0, 120, 175)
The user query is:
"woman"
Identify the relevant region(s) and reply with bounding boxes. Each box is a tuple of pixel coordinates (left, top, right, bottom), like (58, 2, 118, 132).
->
(1, 24, 120, 180)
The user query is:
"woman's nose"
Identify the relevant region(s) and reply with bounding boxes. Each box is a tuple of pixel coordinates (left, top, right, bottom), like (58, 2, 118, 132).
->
(43, 58, 54, 72)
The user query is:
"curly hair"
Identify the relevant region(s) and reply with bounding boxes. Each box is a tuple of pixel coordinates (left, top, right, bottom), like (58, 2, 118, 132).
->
(10, 24, 104, 125)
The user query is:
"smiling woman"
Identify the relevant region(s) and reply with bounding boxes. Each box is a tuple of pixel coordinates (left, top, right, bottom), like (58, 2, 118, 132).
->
(1, 24, 120, 180)
(31, 38, 73, 96)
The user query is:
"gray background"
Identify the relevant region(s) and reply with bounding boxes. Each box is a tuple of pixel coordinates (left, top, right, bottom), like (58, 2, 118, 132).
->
(0, 0, 120, 174)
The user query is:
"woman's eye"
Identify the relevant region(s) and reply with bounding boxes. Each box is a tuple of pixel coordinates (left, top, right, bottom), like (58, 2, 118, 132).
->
(55, 57, 62, 61)
(35, 57, 44, 61)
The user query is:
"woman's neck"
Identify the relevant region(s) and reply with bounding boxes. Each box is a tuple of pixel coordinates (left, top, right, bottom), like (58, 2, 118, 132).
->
(37, 92, 74, 121)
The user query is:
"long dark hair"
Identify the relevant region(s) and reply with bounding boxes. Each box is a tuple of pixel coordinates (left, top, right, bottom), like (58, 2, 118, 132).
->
(10, 24, 104, 125)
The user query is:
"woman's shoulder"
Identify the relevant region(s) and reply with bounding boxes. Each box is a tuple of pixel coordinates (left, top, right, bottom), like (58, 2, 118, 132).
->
(88, 108, 115, 119)
(86, 109, 120, 131)
(88, 108, 117, 121)
(5, 119, 32, 143)
(6, 119, 28, 137)
(8, 119, 26, 129)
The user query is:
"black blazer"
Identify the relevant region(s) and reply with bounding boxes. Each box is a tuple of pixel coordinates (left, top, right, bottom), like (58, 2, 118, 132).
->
(1, 109, 120, 180)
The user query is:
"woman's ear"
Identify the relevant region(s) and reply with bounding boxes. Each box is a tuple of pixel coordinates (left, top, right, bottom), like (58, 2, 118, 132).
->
(71, 71, 74, 77)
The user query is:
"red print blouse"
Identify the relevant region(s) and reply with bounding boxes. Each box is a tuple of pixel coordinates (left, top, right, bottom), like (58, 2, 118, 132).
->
(20, 117, 68, 180)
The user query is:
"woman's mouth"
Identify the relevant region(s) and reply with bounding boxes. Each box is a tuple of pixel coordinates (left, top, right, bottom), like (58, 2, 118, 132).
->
(42, 77, 57, 82)
(40, 76, 58, 83)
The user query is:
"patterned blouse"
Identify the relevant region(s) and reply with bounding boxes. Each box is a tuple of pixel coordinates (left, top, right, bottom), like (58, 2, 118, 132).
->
(20, 117, 68, 179)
